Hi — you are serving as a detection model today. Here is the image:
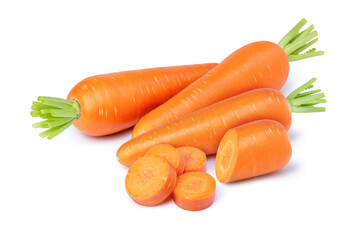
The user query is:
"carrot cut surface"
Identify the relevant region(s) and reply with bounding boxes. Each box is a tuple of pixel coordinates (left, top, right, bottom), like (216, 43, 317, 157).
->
(145, 144, 185, 176)
(215, 120, 292, 183)
(173, 172, 216, 211)
(177, 147, 206, 173)
(125, 156, 177, 206)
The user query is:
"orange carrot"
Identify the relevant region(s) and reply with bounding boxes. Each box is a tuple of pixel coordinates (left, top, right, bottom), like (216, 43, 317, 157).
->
(117, 78, 325, 166)
(30, 63, 216, 139)
(173, 172, 216, 211)
(132, 18, 324, 137)
(177, 147, 207, 173)
(216, 120, 291, 183)
(145, 144, 185, 176)
(125, 156, 177, 206)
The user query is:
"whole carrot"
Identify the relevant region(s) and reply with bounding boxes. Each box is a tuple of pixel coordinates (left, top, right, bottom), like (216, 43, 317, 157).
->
(117, 78, 325, 166)
(30, 63, 216, 139)
(216, 120, 291, 183)
(132, 18, 324, 137)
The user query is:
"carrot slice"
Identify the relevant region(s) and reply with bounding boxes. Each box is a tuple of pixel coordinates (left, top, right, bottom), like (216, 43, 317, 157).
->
(173, 172, 216, 211)
(177, 147, 207, 173)
(215, 120, 292, 183)
(145, 144, 185, 176)
(125, 156, 177, 206)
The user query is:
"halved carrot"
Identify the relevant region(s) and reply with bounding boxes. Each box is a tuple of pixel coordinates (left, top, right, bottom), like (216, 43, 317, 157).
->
(216, 120, 292, 183)
(30, 63, 216, 139)
(173, 172, 216, 211)
(177, 147, 206, 173)
(145, 144, 185, 176)
(125, 156, 177, 206)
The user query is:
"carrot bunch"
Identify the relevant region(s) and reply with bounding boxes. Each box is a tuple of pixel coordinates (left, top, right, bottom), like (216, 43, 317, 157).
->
(31, 18, 326, 211)
(132, 18, 324, 137)
(31, 18, 322, 140)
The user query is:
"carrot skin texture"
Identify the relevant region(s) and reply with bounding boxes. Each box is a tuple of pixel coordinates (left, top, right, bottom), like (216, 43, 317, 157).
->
(125, 156, 177, 206)
(66, 63, 216, 136)
(215, 120, 292, 183)
(133, 41, 289, 137)
(173, 172, 216, 211)
(117, 88, 291, 166)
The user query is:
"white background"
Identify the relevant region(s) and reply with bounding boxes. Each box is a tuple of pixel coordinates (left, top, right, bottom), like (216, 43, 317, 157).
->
(1, 0, 359, 239)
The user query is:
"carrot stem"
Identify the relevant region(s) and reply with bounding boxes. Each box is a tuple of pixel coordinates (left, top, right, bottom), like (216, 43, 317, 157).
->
(278, 18, 324, 61)
(31, 96, 80, 139)
(286, 78, 326, 113)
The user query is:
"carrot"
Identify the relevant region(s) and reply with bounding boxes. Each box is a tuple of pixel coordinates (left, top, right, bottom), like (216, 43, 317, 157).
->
(125, 155, 177, 206)
(30, 63, 216, 139)
(144, 144, 185, 176)
(132, 18, 324, 137)
(215, 120, 291, 183)
(177, 147, 207, 173)
(117, 78, 325, 166)
(173, 172, 216, 211)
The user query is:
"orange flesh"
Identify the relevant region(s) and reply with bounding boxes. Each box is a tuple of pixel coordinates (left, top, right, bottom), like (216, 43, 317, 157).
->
(215, 120, 292, 183)
(173, 172, 216, 211)
(215, 132, 238, 183)
(67, 63, 216, 136)
(145, 144, 185, 176)
(177, 147, 207, 173)
(125, 156, 177, 206)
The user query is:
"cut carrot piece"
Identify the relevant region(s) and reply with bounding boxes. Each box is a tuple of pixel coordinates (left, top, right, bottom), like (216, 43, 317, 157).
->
(145, 144, 185, 176)
(215, 120, 292, 183)
(125, 156, 177, 206)
(173, 172, 216, 211)
(177, 147, 206, 173)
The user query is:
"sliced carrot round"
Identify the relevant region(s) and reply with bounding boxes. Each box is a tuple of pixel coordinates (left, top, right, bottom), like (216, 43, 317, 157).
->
(145, 144, 185, 176)
(177, 147, 207, 173)
(173, 172, 216, 211)
(125, 156, 177, 206)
